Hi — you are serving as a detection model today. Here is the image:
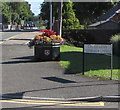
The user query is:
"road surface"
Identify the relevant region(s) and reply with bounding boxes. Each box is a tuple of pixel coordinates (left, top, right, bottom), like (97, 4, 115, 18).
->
(1, 31, 119, 109)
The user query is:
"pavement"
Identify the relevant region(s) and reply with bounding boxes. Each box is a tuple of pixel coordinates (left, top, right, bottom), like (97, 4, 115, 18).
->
(1, 31, 120, 102)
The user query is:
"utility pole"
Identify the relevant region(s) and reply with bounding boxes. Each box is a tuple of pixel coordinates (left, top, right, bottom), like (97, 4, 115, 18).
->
(59, 0, 63, 37)
(50, 0, 52, 30)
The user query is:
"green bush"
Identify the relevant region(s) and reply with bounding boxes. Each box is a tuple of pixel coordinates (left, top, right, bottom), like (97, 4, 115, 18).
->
(110, 34, 120, 56)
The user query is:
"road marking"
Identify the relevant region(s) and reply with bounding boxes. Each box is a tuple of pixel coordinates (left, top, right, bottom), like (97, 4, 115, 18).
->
(0, 99, 104, 106)
(0, 32, 27, 44)
(0, 42, 3, 44)
(4, 36, 17, 41)
(0, 35, 18, 44)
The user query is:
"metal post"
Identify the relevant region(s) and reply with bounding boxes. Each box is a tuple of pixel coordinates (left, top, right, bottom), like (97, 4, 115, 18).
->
(110, 44, 113, 80)
(50, 1, 52, 30)
(83, 44, 84, 75)
(53, 17, 55, 30)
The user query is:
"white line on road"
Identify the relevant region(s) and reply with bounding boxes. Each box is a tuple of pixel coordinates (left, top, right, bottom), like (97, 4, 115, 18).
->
(0, 35, 18, 44)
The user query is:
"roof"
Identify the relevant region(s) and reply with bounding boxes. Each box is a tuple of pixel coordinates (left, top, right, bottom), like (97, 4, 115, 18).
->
(89, 20, 108, 27)
(89, 3, 120, 27)
(111, 13, 120, 22)
(97, 3, 120, 21)
(116, 9, 120, 13)
(89, 20, 118, 27)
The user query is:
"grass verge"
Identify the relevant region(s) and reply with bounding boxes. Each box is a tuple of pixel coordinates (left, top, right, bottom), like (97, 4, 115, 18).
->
(38, 26, 46, 29)
(59, 45, 119, 80)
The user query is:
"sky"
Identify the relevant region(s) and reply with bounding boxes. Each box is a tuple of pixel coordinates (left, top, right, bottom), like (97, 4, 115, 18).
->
(25, 0, 44, 16)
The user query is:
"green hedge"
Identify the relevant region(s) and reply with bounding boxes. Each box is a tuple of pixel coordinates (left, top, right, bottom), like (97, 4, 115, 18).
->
(62, 29, 95, 47)
(63, 29, 119, 47)
(110, 34, 120, 56)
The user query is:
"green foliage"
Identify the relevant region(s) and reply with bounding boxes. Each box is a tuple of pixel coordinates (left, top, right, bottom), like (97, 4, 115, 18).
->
(73, 2, 117, 26)
(40, 2, 50, 28)
(1, 2, 33, 24)
(62, 1, 83, 29)
(40, 1, 83, 29)
(40, 2, 117, 28)
(1, 2, 11, 23)
(33, 16, 46, 27)
(111, 34, 120, 42)
(38, 26, 46, 29)
(60, 45, 119, 80)
(110, 34, 120, 56)
(40, 2, 49, 21)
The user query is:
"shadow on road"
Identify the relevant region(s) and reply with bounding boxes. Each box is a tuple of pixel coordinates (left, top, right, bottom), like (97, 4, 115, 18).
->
(2, 29, 41, 33)
(2, 51, 119, 75)
(2, 55, 60, 64)
(42, 76, 76, 84)
(2, 56, 36, 64)
(9, 38, 32, 41)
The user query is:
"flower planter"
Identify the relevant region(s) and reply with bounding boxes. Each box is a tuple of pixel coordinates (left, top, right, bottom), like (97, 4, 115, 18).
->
(34, 44, 60, 61)
(27, 29, 64, 61)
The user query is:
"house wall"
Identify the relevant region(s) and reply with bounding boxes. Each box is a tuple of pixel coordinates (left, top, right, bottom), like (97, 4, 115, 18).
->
(111, 13, 120, 22)
(89, 29, 120, 43)
(96, 22, 120, 30)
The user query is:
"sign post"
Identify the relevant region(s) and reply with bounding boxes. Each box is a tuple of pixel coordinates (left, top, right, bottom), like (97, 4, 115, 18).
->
(110, 44, 113, 80)
(83, 44, 113, 79)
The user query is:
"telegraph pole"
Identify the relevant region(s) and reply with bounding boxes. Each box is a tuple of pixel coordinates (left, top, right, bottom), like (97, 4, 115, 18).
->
(59, 0, 63, 37)
(50, 0, 52, 30)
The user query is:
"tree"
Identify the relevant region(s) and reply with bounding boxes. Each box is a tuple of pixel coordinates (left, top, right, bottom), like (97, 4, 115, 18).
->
(62, 1, 83, 29)
(40, 1, 83, 29)
(40, 2, 50, 28)
(1, 2, 11, 23)
(1, 2, 34, 24)
(73, 2, 117, 26)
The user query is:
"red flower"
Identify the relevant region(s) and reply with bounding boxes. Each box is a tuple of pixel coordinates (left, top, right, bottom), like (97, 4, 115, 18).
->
(39, 29, 56, 37)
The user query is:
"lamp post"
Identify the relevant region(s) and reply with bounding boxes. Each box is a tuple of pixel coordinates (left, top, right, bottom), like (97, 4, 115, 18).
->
(59, 0, 63, 37)
(50, 0, 52, 30)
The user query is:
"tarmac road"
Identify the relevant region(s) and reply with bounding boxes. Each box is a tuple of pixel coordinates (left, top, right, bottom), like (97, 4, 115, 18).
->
(1, 31, 120, 109)
(1, 32, 21, 40)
